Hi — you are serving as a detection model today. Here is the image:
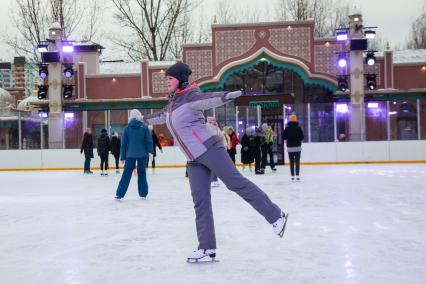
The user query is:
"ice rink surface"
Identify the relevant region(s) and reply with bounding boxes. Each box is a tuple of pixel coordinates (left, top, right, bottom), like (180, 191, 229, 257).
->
(1, 164, 426, 284)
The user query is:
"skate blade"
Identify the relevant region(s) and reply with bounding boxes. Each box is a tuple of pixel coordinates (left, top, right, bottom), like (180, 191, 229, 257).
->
(279, 213, 289, 238)
(187, 254, 219, 263)
(187, 258, 219, 264)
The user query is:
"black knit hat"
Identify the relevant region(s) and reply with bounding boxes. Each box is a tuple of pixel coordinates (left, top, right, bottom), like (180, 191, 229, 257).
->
(165, 62, 192, 84)
(101, 128, 107, 134)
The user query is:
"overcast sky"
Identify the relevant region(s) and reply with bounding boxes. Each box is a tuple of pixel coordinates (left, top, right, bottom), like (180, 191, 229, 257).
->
(0, 0, 425, 62)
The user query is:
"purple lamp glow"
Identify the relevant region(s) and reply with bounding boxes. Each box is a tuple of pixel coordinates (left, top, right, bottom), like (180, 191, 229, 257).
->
(367, 102, 379, 109)
(64, 112, 75, 119)
(336, 103, 349, 113)
(62, 45, 74, 53)
(338, 54, 347, 68)
(336, 31, 348, 41)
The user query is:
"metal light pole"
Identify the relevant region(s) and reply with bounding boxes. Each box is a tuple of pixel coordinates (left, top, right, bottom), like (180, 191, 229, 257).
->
(348, 14, 366, 141)
(336, 13, 377, 141)
(46, 23, 66, 149)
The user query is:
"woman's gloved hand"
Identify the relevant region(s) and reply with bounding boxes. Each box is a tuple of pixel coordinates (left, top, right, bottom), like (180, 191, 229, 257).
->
(225, 90, 242, 100)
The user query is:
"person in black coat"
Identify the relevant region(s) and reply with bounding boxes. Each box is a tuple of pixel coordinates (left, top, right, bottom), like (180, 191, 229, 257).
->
(146, 126, 163, 173)
(111, 133, 121, 173)
(282, 115, 305, 181)
(241, 127, 254, 171)
(80, 128, 94, 174)
(253, 126, 266, 175)
(97, 129, 111, 176)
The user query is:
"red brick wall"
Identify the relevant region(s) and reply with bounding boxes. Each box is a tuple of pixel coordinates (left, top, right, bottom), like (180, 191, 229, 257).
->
(86, 76, 141, 99)
(394, 65, 426, 90)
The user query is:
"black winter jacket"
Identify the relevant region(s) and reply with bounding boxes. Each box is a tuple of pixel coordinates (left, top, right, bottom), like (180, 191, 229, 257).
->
(81, 133, 94, 158)
(111, 136, 121, 156)
(97, 133, 111, 156)
(240, 134, 255, 164)
(282, 122, 304, 148)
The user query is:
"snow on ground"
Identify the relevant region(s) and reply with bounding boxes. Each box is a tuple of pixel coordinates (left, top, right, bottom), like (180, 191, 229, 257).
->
(1, 164, 426, 284)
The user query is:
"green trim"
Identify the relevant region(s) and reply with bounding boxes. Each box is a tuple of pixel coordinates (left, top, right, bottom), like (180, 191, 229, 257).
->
(62, 101, 167, 111)
(0, 121, 18, 128)
(248, 100, 280, 108)
(199, 54, 337, 92)
(368, 93, 426, 101)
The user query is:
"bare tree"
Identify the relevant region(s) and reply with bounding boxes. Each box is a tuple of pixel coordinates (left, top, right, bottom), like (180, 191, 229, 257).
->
(111, 0, 193, 61)
(369, 34, 386, 52)
(275, 0, 351, 38)
(275, 0, 289, 21)
(3, 0, 102, 63)
(327, 1, 350, 35)
(170, 11, 193, 59)
(406, 2, 426, 49)
(81, 0, 104, 41)
(49, 0, 83, 39)
(3, 0, 48, 62)
(194, 6, 212, 43)
(215, 0, 236, 24)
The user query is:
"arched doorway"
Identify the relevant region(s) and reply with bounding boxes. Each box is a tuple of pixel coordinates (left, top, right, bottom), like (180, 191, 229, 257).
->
(222, 59, 334, 104)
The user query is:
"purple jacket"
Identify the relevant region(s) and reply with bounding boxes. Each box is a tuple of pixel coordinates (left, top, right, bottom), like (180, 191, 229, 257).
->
(143, 83, 232, 161)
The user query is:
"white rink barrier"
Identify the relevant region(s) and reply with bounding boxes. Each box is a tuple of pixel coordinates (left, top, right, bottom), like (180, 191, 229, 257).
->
(0, 141, 426, 170)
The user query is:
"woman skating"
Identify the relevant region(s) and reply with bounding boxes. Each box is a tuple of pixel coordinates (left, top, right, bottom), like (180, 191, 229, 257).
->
(111, 133, 121, 174)
(143, 62, 288, 262)
(283, 114, 304, 181)
(226, 127, 238, 164)
(240, 127, 254, 171)
(97, 129, 111, 176)
(80, 128, 94, 174)
(115, 109, 153, 200)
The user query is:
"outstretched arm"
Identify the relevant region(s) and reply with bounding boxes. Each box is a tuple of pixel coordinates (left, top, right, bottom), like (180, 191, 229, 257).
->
(188, 91, 242, 110)
(143, 111, 167, 125)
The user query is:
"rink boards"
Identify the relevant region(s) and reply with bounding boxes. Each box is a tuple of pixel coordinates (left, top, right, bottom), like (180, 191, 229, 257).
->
(1, 140, 426, 171)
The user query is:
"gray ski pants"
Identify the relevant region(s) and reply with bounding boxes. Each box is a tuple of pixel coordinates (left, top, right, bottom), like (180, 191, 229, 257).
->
(187, 141, 282, 250)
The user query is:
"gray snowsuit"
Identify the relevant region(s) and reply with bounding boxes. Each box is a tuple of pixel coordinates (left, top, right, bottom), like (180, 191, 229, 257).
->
(144, 83, 283, 249)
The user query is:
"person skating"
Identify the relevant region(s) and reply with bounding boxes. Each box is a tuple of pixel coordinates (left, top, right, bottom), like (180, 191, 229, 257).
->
(241, 127, 254, 171)
(111, 133, 121, 173)
(283, 114, 304, 181)
(261, 123, 277, 172)
(146, 125, 163, 174)
(142, 62, 288, 262)
(97, 129, 111, 176)
(115, 109, 153, 200)
(226, 127, 238, 164)
(223, 126, 231, 154)
(253, 126, 266, 175)
(80, 128, 94, 174)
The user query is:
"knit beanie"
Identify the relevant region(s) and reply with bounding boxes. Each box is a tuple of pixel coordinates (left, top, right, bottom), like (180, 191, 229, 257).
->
(129, 109, 143, 121)
(165, 62, 192, 84)
(206, 116, 217, 124)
